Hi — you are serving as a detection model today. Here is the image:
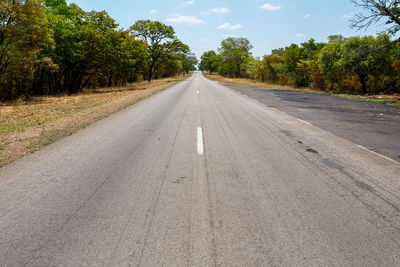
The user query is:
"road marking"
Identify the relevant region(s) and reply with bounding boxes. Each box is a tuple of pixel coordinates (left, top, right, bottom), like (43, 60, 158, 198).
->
(270, 107, 278, 111)
(297, 118, 313, 126)
(357, 145, 399, 165)
(197, 90, 199, 94)
(197, 127, 204, 155)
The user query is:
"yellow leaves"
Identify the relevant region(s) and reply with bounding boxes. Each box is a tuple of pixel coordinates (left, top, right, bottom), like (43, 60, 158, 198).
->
(392, 60, 400, 73)
(343, 76, 362, 92)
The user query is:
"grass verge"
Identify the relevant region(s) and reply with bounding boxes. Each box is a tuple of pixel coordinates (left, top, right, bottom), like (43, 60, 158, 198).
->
(204, 72, 400, 106)
(0, 75, 188, 167)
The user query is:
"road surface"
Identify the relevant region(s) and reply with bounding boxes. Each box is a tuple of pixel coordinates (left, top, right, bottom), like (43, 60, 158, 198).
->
(0, 72, 400, 266)
(221, 82, 400, 162)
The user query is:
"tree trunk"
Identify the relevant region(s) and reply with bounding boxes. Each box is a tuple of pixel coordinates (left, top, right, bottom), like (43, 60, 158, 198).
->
(147, 62, 154, 82)
(63, 70, 69, 93)
(108, 70, 113, 87)
(359, 74, 367, 95)
(38, 67, 45, 95)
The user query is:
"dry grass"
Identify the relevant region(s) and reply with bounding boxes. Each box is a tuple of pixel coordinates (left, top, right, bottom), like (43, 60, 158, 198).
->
(204, 72, 400, 105)
(203, 72, 317, 93)
(0, 76, 188, 167)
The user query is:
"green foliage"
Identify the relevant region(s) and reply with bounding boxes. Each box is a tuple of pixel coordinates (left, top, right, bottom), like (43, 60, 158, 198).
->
(254, 39, 325, 88)
(243, 56, 259, 79)
(218, 37, 253, 78)
(130, 20, 190, 82)
(0, 2, 196, 100)
(180, 53, 198, 73)
(319, 34, 398, 94)
(207, 34, 400, 94)
(255, 54, 282, 83)
(0, 0, 50, 99)
(200, 50, 220, 74)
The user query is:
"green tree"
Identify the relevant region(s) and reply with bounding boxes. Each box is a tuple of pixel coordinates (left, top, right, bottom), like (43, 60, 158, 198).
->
(200, 50, 219, 74)
(318, 36, 346, 92)
(282, 44, 303, 86)
(0, 0, 50, 99)
(279, 39, 325, 87)
(43, 2, 128, 93)
(339, 35, 393, 94)
(243, 56, 259, 79)
(180, 53, 198, 74)
(218, 37, 253, 78)
(0, 0, 195, 100)
(130, 20, 189, 82)
(300, 39, 325, 89)
(319, 34, 395, 94)
(255, 54, 282, 83)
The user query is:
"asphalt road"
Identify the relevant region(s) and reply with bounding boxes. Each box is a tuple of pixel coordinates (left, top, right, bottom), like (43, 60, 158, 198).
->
(1, 72, 400, 266)
(222, 82, 400, 162)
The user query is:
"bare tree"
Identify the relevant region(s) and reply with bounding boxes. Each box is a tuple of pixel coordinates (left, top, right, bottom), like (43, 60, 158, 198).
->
(350, 0, 400, 34)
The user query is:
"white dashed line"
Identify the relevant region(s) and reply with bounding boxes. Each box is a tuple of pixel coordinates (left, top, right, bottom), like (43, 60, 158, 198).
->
(197, 90, 199, 94)
(357, 145, 399, 165)
(197, 127, 204, 155)
(297, 118, 313, 126)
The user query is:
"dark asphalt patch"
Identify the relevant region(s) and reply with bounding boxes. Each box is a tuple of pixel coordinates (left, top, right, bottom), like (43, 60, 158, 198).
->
(172, 176, 187, 184)
(223, 82, 400, 162)
(307, 148, 318, 154)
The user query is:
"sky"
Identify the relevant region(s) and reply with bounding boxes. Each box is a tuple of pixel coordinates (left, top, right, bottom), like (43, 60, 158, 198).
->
(66, 0, 385, 58)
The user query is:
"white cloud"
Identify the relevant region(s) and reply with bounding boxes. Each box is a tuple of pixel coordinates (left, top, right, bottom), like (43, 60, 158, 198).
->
(210, 7, 230, 14)
(201, 11, 210, 15)
(217, 23, 230, 29)
(304, 14, 309, 19)
(149, 10, 157, 14)
(217, 23, 243, 30)
(201, 38, 209, 41)
(165, 15, 204, 25)
(260, 3, 281, 11)
(183, 0, 195, 5)
(296, 33, 306, 38)
(230, 24, 243, 30)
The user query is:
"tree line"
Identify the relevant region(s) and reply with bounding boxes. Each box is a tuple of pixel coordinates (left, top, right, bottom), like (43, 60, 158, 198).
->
(200, 34, 400, 95)
(200, 0, 400, 95)
(0, 0, 197, 100)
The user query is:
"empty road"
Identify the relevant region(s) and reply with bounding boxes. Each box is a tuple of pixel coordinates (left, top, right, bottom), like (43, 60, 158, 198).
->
(1, 72, 400, 266)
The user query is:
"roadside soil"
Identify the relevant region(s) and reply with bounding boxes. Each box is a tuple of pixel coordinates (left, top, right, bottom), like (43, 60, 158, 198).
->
(0, 76, 188, 167)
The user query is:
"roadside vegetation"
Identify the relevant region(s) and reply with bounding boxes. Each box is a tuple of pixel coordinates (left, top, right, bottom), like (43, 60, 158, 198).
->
(0, 76, 188, 167)
(200, 0, 400, 96)
(0, 0, 198, 166)
(0, 0, 197, 101)
(204, 72, 400, 106)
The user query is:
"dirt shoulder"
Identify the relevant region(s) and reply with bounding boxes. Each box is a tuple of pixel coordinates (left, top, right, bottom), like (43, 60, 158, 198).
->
(203, 72, 400, 106)
(0, 76, 188, 167)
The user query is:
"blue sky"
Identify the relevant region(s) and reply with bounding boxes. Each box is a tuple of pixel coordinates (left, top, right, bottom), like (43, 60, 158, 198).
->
(66, 0, 384, 58)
